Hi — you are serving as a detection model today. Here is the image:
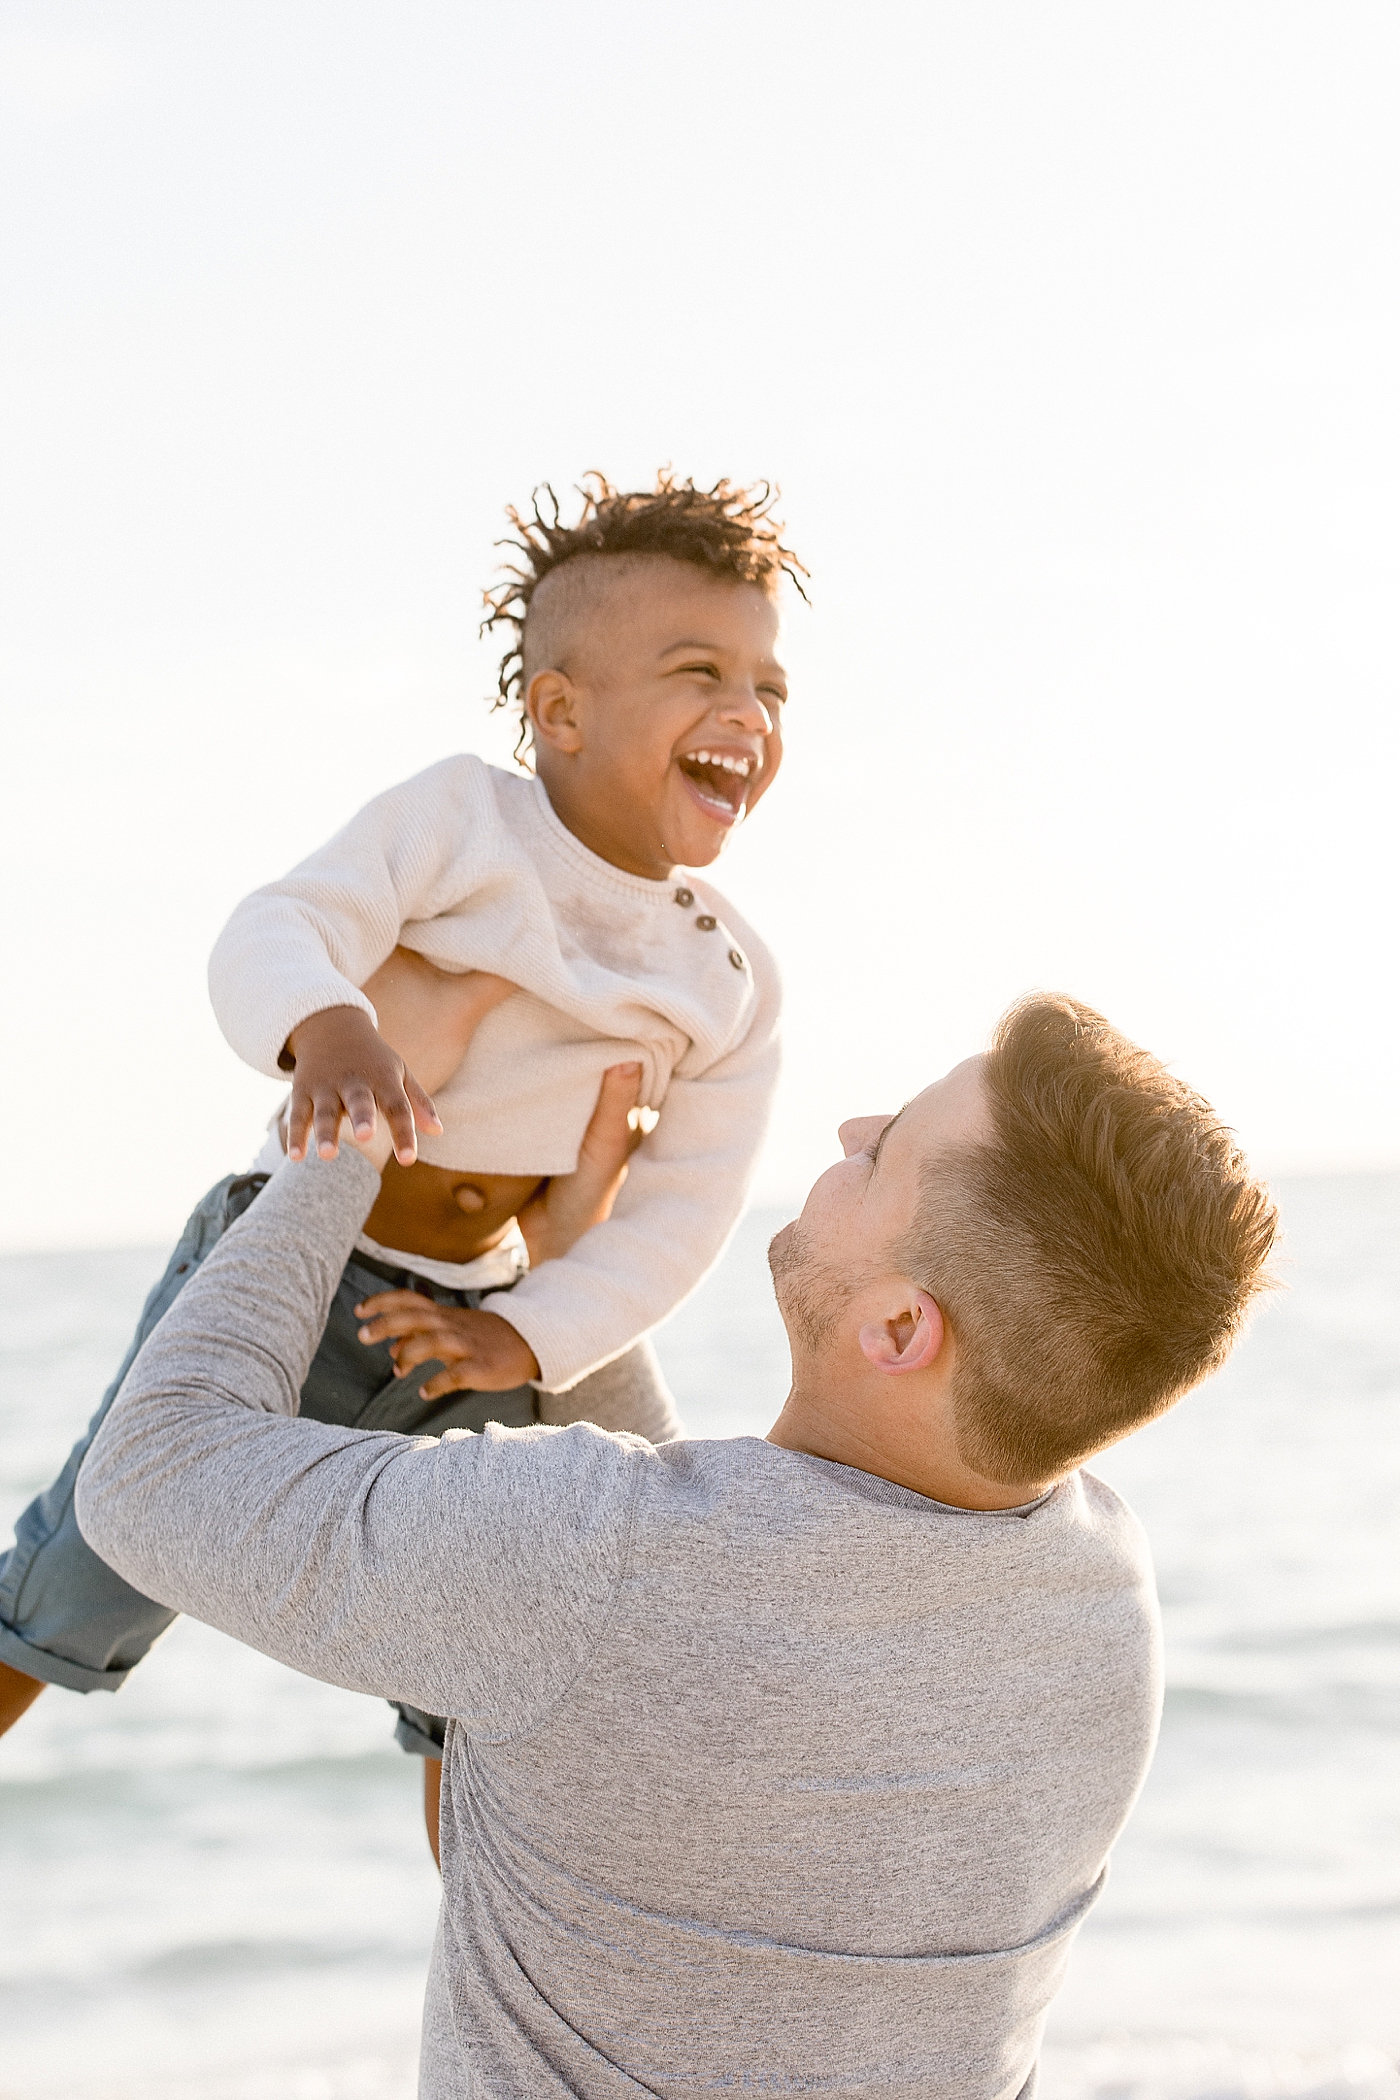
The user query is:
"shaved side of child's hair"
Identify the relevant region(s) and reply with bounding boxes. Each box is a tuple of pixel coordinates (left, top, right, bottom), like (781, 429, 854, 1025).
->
(481, 471, 807, 757)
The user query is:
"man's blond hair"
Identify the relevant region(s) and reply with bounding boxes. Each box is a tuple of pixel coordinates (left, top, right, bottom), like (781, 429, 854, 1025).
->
(906, 995, 1278, 1484)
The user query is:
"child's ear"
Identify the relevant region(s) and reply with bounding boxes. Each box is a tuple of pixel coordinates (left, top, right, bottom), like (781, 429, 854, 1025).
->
(527, 670, 584, 755)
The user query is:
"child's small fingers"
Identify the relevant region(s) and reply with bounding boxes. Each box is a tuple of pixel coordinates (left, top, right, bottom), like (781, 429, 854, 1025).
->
(381, 1084, 420, 1166)
(404, 1070, 443, 1134)
(389, 1331, 462, 1377)
(312, 1092, 345, 1160)
(340, 1082, 378, 1142)
(354, 1302, 444, 1345)
(354, 1289, 427, 1319)
(285, 1090, 314, 1163)
(358, 1320, 449, 1355)
(418, 1370, 467, 1402)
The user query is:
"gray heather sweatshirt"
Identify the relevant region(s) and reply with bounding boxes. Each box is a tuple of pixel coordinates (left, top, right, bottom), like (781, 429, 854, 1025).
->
(75, 1150, 1163, 2100)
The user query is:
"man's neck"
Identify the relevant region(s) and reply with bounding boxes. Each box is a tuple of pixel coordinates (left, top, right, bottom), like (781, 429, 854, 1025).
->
(766, 1385, 1051, 1513)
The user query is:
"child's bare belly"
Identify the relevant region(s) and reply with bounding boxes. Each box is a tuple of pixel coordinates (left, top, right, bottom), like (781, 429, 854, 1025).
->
(363, 1157, 545, 1265)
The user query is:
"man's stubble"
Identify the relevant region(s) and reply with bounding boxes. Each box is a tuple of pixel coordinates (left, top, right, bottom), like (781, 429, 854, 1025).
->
(767, 1220, 856, 1353)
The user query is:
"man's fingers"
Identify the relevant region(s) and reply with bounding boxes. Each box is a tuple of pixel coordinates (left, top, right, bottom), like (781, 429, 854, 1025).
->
(578, 1063, 643, 1169)
(403, 1068, 443, 1136)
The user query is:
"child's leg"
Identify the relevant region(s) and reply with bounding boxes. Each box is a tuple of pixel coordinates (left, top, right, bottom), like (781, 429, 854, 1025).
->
(423, 1755, 442, 1870)
(0, 1658, 45, 1731)
(0, 1175, 264, 1707)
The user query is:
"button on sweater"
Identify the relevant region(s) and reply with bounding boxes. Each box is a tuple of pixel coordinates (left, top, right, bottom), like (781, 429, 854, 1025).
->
(207, 757, 781, 1391)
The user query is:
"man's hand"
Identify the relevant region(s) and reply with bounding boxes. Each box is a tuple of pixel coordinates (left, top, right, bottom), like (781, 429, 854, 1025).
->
(285, 955, 518, 1168)
(352, 1299, 541, 1398)
(518, 1062, 645, 1266)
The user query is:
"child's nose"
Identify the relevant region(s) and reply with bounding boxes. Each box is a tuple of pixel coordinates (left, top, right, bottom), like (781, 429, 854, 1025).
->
(719, 683, 774, 734)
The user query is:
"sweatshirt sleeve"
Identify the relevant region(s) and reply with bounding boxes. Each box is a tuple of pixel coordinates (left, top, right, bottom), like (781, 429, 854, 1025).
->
(73, 1150, 642, 1738)
(484, 917, 782, 1391)
(207, 759, 489, 1078)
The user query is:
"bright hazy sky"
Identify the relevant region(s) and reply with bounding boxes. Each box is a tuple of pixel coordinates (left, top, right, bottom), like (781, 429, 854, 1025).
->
(2, 3, 1397, 1249)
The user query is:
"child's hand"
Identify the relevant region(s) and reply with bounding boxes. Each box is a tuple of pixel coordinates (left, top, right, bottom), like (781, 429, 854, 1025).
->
(352, 1299, 541, 1398)
(285, 1007, 440, 1168)
(285, 954, 519, 1168)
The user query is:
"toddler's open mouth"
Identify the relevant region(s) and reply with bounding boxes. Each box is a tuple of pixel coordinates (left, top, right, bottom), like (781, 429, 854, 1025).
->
(677, 749, 754, 822)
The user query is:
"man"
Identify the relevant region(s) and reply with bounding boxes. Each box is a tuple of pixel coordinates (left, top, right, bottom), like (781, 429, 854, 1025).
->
(74, 986, 1277, 2097)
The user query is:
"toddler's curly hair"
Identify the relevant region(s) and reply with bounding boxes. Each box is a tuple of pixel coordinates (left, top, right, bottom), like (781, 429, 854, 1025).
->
(481, 470, 807, 759)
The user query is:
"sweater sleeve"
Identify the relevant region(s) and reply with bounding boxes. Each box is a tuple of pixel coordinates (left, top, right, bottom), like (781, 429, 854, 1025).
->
(207, 759, 490, 1078)
(73, 1149, 642, 1738)
(484, 918, 782, 1391)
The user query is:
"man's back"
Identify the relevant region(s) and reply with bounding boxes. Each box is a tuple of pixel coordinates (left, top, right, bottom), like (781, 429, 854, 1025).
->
(428, 1434, 1160, 2096)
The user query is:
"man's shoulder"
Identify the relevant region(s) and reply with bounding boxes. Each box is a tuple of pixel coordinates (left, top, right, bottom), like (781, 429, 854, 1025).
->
(1068, 1468, 1157, 1588)
(437, 1419, 652, 1583)
(465, 1415, 654, 1485)
(632, 1443, 1157, 1624)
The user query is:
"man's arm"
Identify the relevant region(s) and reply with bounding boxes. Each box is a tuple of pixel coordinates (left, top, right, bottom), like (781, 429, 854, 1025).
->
(73, 1148, 642, 1736)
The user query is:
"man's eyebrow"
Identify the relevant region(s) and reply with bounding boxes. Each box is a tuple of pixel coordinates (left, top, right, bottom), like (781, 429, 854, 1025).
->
(870, 1104, 909, 1173)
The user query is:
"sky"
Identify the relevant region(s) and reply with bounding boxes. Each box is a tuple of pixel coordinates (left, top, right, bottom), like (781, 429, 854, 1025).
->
(1, 1, 1397, 1250)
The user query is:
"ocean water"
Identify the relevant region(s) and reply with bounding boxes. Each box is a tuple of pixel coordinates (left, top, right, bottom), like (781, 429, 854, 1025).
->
(0, 1176, 1396, 2099)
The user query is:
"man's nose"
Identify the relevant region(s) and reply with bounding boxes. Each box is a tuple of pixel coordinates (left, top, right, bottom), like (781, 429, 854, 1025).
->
(838, 1114, 893, 1158)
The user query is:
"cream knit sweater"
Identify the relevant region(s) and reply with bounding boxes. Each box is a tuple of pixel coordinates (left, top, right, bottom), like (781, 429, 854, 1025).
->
(208, 757, 781, 1391)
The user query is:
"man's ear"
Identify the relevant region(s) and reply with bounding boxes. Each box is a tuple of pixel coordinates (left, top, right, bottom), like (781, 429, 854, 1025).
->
(527, 669, 584, 755)
(857, 1289, 945, 1376)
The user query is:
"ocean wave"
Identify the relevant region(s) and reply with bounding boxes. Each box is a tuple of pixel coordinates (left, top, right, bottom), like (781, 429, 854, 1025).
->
(1042, 2039, 1400, 2100)
(1161, 1682, 1400, 1729)
(1203, 1621, 1400, 1658)
(133, 1937, 394, 1984)
(0, 2046, 420, 2100)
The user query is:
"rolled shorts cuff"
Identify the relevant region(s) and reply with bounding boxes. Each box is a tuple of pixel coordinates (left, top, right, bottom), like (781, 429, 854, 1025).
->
(0, 1618, 133, 1694)
(392, 1703, 446, 1759)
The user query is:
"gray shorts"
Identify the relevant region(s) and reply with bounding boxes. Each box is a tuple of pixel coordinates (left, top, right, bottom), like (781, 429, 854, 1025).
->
(0, 1170, 674, 1757)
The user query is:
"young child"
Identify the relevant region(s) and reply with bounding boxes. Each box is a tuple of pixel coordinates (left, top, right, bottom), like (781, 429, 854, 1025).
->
(0, 472, 802, 1820)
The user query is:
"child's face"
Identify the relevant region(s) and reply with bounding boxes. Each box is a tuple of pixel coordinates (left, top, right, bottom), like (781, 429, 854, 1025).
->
(527, 563, 787, 878)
